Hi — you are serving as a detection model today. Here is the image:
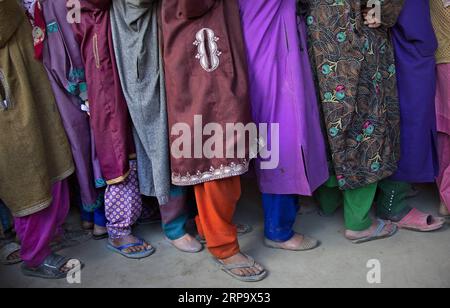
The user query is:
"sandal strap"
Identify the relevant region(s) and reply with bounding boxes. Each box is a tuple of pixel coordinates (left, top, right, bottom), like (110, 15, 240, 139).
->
(113, 239, 146, 252)
(372, 219, 387, 237)
(42, 253, 71, 270)
(0, 242, 20, 261)
(220, 254, 257, 271)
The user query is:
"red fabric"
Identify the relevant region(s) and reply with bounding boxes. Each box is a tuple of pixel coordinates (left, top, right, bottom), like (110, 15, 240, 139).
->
(32, 1, 45, 60)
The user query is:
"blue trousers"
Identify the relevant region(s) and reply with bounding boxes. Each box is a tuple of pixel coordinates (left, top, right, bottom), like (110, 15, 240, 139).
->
(81, 205, 107, 228)
(262, 194, 299, 242)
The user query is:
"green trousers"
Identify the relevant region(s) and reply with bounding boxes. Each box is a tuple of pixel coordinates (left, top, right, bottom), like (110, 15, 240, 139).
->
(316, 176, 377, 231)
(316, 177, 412, 230)
(375, 179, 411, 221)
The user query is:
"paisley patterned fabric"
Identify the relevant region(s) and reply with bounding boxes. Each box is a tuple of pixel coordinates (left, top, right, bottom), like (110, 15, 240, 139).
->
(305, 0, 404, 190)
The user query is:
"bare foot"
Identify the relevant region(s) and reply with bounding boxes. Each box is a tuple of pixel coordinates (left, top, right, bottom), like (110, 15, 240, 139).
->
(220, 253, 265, 278)
(345, 220, 396, 241)
(168, 234, 203, 253)
(110, 235, 152, 254)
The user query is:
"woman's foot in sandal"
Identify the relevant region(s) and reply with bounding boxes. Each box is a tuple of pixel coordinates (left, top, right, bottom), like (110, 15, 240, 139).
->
(264, 233, 319, 251)
(345, 219, 398, 244)
(107, 235, 155, 259)
(0, 242, 22, 265)
(21, 253, 83, 280)
(216, 253, 267, 282)
(92, 225, 108, 240)
(167, 234, 203, 253)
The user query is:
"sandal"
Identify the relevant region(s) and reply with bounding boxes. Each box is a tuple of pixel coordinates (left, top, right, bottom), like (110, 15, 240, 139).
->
(396, 208, 445, 232)
(351, 219, 398, 244)
(107, 238, 155, 259)
(51, 229, 92, 251)
(264, 234, 319, 251)
(21, 253, 83, 280)
(0, 242, 22, 265)
(213, 254, 267, 282)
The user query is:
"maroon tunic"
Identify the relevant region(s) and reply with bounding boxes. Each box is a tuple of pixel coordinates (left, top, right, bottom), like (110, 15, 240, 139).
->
(161, 0, 253, 186)
(72, 0, 135, 185)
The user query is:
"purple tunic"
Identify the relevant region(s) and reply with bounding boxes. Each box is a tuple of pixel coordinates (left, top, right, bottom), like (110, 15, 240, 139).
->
(239, 0, 328, 196)
(391, 0, 439, 183)
(40, 0, 104, 211)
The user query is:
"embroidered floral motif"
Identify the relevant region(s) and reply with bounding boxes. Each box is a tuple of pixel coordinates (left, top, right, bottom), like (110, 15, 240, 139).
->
(193, 28, 222, 73)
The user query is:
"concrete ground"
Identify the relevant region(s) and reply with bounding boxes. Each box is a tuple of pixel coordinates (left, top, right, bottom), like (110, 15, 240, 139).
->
(0, 181, 449, 288)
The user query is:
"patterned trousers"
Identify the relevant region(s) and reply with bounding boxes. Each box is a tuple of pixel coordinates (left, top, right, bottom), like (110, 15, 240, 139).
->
(105, 161, 142, 239)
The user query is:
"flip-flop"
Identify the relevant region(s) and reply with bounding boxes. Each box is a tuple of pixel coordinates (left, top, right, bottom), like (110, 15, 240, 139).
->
(107, 239, 155, 259)
(264, 234, 320, 251)
(213, 254, 267, 282)
(21, 253, 83, 280)
(0, 242, 22, 265)
(396, 208, 445, 232)
(351, 219, 398, 244)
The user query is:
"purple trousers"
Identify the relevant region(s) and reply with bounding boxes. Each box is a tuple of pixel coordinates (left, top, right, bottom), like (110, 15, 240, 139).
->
(105, 161, 142, 239)
(14, 180, 70, 267)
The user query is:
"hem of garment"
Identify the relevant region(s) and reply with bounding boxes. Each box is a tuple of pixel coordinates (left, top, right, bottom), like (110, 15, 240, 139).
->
(209, 241, 240, 260)
(388, 173, 438, 184)
(345, 219, 373, 232)
(12, 166, 75, 218)
(338, 170, 396, 191)
(436, 58, 450, 65)
(106, 169, 131, 186)
(172, 161, 249, 186)
(265, 230, 296, 243)
(257, 174, 329, 197)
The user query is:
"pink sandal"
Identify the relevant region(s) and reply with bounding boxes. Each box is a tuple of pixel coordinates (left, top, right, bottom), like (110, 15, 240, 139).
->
(396, 208, 445, 232)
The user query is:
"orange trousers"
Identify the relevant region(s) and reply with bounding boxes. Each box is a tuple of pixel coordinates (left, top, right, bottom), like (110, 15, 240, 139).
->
(194, 176, 241, 259)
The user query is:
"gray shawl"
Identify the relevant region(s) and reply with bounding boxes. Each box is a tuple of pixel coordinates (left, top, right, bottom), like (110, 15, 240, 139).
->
(111, 0, 170, 204)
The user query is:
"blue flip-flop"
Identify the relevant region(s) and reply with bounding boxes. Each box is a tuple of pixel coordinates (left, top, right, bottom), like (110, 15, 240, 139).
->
(107, 239, 156, 259)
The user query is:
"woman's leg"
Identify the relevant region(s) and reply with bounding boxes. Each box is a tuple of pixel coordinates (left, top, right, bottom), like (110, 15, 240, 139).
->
(105, 161, 152, 255)
(162, 186, 202, 253)
(437, 132, 450, 213)
(262, 194, 298, 242)
(194, 177, 266, 281)
(315, 176, 344, 216)
(14, 180, 71, 268)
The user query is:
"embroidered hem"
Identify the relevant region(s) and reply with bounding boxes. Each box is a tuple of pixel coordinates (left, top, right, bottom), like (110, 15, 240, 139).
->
(172, 160, 249, 186)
